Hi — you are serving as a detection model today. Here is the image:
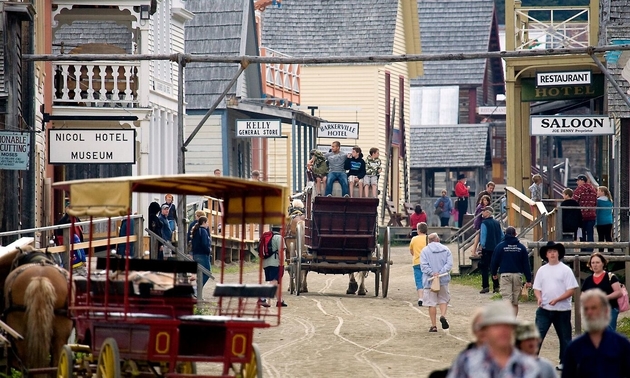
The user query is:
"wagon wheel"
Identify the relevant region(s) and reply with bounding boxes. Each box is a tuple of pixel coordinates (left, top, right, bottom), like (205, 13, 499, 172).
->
(96, 338, 120, 378)
(381, 227, 391, 298)
(373, 245, 380, 297)
(240, 343, 262, 378)
(57, 345, 74, 378)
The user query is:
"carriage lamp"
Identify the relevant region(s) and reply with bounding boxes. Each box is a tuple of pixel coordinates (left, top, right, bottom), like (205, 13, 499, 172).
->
(140, 5, 150, 20)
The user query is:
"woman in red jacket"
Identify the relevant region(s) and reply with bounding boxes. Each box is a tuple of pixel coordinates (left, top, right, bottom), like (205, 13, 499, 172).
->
(455, 173, 470, 228)
(410, 204, 427, 237)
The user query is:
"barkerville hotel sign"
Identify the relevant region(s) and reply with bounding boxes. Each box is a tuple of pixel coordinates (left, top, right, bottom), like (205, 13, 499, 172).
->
(530, 116, 614, 136)
(317, 122, 359, 139)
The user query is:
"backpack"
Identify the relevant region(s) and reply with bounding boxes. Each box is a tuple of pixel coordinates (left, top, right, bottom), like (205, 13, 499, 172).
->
(258, 231, 279, 259)
(311, 150, 329, 176)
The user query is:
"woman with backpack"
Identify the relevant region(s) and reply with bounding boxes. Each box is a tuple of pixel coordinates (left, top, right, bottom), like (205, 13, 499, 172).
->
(191, 216, 212, 289)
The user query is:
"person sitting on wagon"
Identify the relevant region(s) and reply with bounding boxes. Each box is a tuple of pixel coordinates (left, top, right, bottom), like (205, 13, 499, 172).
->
(306, 149, 329, 196)
(344, 145, 366, 198)
(324, 141, 350, 197)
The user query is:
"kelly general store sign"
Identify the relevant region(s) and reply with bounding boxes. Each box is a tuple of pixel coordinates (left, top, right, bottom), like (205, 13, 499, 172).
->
(235, 119, 281, 137)
(530, 116, 614, 136)
(48, 129, 136, 164)
(318, 122, 359, 139)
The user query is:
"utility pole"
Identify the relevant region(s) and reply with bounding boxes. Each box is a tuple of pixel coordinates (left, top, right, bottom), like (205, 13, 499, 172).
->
(177, 54, 186, 255)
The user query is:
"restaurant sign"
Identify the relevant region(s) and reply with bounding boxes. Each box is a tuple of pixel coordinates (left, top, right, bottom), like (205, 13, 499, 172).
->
(536, 71, 591, 87)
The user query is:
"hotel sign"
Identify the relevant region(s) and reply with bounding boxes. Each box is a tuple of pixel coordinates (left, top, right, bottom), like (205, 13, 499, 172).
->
(530, 116, 614, 136)
(317, 122, 359, 139)
(49, 129, 136, 164)
(536, 71, 591, 86)
(521, 75, 604, 102)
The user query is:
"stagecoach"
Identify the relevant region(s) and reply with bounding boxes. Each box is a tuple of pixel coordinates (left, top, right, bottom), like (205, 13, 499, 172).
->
(50, 175, 287, 378)
(286, 187, 391, 297)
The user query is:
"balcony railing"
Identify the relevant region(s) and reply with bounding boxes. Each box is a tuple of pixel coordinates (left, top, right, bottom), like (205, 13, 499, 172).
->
(514, 6, 590, 50)
(53, 61, 140, 108)
(260, 47, 300, 106)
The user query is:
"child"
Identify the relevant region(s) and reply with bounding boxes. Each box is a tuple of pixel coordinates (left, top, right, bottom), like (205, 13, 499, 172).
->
(529, 174, 543, 202)
(409, 222, 429, 306)
(344, 146, 366, 198)
(560, 188, 581, 241)
(307, 149, 328, 196)
(363, 147, 382, 198)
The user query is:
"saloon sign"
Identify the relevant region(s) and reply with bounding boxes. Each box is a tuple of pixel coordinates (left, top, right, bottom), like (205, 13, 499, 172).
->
(317, 122, 359, 139)
(530, 116, 614, 136)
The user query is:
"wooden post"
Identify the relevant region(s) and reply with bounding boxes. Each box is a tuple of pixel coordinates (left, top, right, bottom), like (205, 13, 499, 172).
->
(626, 245, 630, 286)
(573, 255, 582, 334)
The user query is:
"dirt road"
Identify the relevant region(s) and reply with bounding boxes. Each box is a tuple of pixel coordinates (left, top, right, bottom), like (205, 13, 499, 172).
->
(199, 245, 563, 377)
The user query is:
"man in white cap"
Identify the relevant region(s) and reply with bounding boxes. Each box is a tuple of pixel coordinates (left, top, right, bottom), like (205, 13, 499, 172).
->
(562, 289, 630, 377)
(515, 321, 556, 376)
(447, 301, 551, 377)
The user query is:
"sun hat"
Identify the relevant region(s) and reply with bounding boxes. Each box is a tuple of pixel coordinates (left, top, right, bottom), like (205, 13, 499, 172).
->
(161, 204, 170, 210)
(457, 173, 466, 180)
(478, 301, 520, 328)
(539, 241, 565, 261)
(576, 174, 588, 182)
(516, 321, 541, 341)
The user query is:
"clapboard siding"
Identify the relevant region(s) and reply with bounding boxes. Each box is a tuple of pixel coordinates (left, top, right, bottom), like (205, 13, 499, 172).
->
(185, 114, 223, 173)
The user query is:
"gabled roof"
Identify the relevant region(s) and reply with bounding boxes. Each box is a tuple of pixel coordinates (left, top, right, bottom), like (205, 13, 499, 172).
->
(412, 0, 496, 86)
(410, 124, 490, 168)
(261, 0, 400, 57)
(185, 0, 261, 110)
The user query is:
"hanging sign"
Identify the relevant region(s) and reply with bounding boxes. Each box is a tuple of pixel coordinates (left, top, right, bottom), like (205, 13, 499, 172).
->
(536, 71, 592, 87)
(317, 122, 359, 139)
(530, 116, 614, 136)
(49, 129, 136, 164)
(0, 131, 30, 170)
(235, 119, 281, 137)
(521, 75, 604, 101)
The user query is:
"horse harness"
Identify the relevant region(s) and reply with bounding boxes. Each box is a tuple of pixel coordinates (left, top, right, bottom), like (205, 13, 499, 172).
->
(3, 250, 69, 319)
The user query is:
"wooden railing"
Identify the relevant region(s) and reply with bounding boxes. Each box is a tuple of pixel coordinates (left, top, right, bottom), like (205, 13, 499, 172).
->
(505, 186, 556, 241)
(53, 61, 140, 107)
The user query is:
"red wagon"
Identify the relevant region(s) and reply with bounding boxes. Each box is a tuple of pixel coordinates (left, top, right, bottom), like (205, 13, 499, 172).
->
(53, 175, 287, 378)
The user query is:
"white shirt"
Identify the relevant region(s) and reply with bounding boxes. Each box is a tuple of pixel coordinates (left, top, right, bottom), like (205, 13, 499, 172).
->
(533, 262, 578, 311)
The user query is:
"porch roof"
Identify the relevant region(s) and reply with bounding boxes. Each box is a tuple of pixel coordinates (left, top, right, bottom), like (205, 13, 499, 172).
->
(410, 124, 490, 168)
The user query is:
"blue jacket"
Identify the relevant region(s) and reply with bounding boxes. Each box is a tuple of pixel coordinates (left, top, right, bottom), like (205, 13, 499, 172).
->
(480, 217, 503, 251)
(158, 214, 172, 242)
(191, 226, 211, 256)
(562, 329, 630, 378)
(116, 218, 135, 257)
(596, 197, 613, 226)
(434, 196, 453, 218)
(490, 235, 532, 282)
(420, 242, 453, 289)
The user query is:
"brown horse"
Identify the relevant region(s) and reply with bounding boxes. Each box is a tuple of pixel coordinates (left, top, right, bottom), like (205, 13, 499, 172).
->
(0, 246, 72, 372)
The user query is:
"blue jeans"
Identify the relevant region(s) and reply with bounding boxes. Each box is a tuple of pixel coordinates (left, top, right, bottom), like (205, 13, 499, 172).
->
(325, 172, 349, 196)
(580, 219, 595, 252)
(610, 307, 619, 331)
(193, 254, 212, 287)
(536, 308, 572, 363)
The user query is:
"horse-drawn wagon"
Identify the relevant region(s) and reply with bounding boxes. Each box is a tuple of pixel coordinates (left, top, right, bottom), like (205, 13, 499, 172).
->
(45, 175, 287, 378)
(286, 187, 391, 297)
